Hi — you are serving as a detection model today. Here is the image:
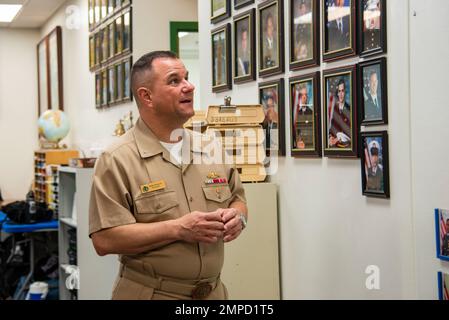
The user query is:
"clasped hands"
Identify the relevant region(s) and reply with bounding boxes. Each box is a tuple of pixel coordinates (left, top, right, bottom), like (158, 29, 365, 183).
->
(178, 208, 242, 244)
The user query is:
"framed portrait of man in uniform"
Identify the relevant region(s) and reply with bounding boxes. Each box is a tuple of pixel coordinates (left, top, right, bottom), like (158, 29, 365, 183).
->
(259, 79, 286, 156)
(358, 0, 387, 57)
(212, 23, 232, 93)
(211, 0, 231, 24)
(435, 209, 449, 262)
(289, 72, 321, 157)
(289, 0, 320, 70)
(359, 57, 388, 125)
(258, 0, 284, 78)
(234, 9, 256, 84)
(323, 65, 358, 158)
(322, 0, 357, 62)
(360, 131, 389, 198)
(438, 272, 449, 300)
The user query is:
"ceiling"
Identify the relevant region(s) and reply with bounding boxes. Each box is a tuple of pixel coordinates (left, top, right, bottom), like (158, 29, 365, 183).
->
(0, 0, 67, 28)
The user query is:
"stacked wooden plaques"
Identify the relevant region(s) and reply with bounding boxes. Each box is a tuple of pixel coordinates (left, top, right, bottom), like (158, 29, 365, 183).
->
(205, 99, 267, 182)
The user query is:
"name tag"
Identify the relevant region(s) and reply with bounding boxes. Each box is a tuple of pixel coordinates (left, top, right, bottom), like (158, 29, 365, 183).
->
(140, 180, 166, 194)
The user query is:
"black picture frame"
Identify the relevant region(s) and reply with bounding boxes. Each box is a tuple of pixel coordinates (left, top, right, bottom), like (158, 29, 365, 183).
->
(322, 0, 357, 62)
(101, 27, 109, 63)
(211, 0, 231, 24)
(358, 0, 387, 57)
(323, 65, 358, 158)
(360, 130, 389, 198)
(290, 72, 322, 157)
(258, 0, 284, 78)
(259, 79, 286, 156)
(114, 15, 123, 56)
(359, 57, 388, 126)
(233, 9, 256, 84)
(95, 71, 101, 108)
(212, 23, 232, 93)
(434, 209, 449, 262)
(122, 8, 133, 54)
(289, 0, 320, 70)
(101, 68, 108, 107)
(122, 56, 133, 101)
(115, 61, 124, 102)
(234, 0, 254, 10)
(108, 65, 116, 105)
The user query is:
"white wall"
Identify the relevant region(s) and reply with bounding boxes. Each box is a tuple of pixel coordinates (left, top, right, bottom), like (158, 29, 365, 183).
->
(409, 0, 449, 299)
(199, 1, 417, 299)
(0, 29, 40, 199)
(40, 0, 198, 156)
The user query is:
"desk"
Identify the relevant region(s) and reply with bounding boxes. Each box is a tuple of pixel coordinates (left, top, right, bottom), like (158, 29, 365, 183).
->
(0, 211, 58, 299)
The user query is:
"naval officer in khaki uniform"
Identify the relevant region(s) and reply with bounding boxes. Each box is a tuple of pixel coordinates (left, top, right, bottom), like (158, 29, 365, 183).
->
(89, 51, 248, 300)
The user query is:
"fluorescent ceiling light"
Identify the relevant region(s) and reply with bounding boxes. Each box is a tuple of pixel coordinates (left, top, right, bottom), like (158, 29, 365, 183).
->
(0, 4, 22, 23)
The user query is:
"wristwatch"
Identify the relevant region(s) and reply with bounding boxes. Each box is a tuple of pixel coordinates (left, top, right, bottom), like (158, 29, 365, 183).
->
(239, 213, 247, 230)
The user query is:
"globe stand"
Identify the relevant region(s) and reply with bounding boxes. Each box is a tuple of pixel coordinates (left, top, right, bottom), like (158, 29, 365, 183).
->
(39, 137, 67, 150)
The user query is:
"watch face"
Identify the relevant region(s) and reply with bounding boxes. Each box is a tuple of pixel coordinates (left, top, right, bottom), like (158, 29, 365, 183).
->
(240, 214, 247, 229)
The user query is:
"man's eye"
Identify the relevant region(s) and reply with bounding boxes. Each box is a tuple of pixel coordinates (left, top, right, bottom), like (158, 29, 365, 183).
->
(169, 79, 179, 85)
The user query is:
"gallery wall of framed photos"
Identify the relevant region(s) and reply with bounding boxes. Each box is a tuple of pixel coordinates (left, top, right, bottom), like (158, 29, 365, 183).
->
(209, 0, 389, 198)
(88, 0, 133, 109)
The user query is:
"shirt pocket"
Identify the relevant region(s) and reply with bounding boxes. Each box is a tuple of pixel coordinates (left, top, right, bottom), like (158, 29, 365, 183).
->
(202, 185, 233, 211)
(134, 190, 179, 216)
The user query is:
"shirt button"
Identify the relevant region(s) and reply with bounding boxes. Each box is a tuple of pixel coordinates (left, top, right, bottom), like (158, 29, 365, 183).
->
(189, 196, 193, 202)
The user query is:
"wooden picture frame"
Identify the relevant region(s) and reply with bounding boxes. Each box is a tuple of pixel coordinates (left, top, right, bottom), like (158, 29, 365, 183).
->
(101, 68, 108, 107)
(94, 31, 102, 67)
(359, 57, 388, 125)
(323, 65, 358, 158)
(233, 9, 256, 84)
(258, 0, 284, 78)
(322, 0, 357, 62)
(95, 71, 102, 108)
(94, 0, 101, 26)
(108, 22, 115, 60)
(115, 15, 123, 56)
(115, 61, 124, 102)
(37, 26, 63, 116)
(290, 72, 322, 157)
(358, 0, 387, 57)
(89, 35, 95, 70)
(212, 23, 232, 93)
(435, 209, 449, 262)
(211, 0, 231, 24)
(289, 0, 320, 70)
(234, 0, 254, 10)
(101, 27, 109, 63)
(360, 130, 389, 198)
(100, 0, 108, 23)
(122, 57, 133, 101)
(88, 0, 95, 31)
(122, 8, 132, 53)
(259, 79, 286, 156)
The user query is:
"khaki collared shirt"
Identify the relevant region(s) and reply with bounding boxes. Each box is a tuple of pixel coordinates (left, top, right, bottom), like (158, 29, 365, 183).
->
(89, 118, 246, 280)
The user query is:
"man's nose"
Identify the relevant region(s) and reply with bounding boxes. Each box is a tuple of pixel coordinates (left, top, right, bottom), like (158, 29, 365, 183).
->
(182, 79, 195, 92)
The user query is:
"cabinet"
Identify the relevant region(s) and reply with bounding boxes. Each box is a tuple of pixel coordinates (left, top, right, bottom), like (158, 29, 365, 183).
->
(58, 167, 119, 300)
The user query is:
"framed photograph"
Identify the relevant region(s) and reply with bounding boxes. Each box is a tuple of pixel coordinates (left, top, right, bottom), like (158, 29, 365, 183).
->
(95, 71, 101, 108)
(322, 0, 357, 62)
(290, 72, 322, 157)
(323, 65, 358, 158)
(258, 0, 284, 77)
(115, 62, 124, 102)
(211, 23, 232, 93)
(94, 0, 101, 25)
(37, 38, 49, 117)
(100, 0, 108, 22)
(234, 9, 256, 84)
(101, 27, 109, 63)
(88, 0, 95, 30)
(234, 0, 254, 10)
(108, 65, 116, 104)
(115, 15, 123, 55)
(122, 8, 132, 53)
(435, 209, 449, 262)
(108, 22, 115, 60)
(359, 0, 387, 57)
(211, 0, 231, 24)
(37, 26, 63, 116)
(101, 68, 108, 107)
(289, 0, 320, 70)
(360, 131, 389, 198)
(259, 79, 286, 156)
(123, 57, 133, 101)
(89, 35, 95, 70)
(438, 272, 449, 300)
(359, 57, 388, 125)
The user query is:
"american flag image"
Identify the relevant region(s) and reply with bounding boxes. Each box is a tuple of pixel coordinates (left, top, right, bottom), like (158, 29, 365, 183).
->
(441, 210, 448, 253)
(443, 273, 449, 300)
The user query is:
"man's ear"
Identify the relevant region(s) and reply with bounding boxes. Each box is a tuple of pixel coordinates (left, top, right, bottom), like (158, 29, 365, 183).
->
(136, 87, 153, 107)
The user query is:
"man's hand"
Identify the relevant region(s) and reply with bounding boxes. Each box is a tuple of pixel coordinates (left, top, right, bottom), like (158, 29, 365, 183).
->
(177, 211, 224, 244)
(329, 135, 338, 147)
(219, 208, 244, 243)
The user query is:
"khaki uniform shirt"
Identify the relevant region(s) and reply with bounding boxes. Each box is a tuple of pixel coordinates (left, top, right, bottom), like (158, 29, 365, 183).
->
(89, 117, 246, 281)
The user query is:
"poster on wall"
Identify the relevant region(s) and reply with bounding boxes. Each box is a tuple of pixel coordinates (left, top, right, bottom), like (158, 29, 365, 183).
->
(435, 209, 449, 261)
(438, 272, 449, 300)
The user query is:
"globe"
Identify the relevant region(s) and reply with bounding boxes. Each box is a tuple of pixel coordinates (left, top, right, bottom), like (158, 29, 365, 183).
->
(38, 110, 70, 143)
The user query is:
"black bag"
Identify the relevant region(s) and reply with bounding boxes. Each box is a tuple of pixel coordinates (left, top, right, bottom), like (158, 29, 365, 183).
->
(1, 201, 53, 224)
